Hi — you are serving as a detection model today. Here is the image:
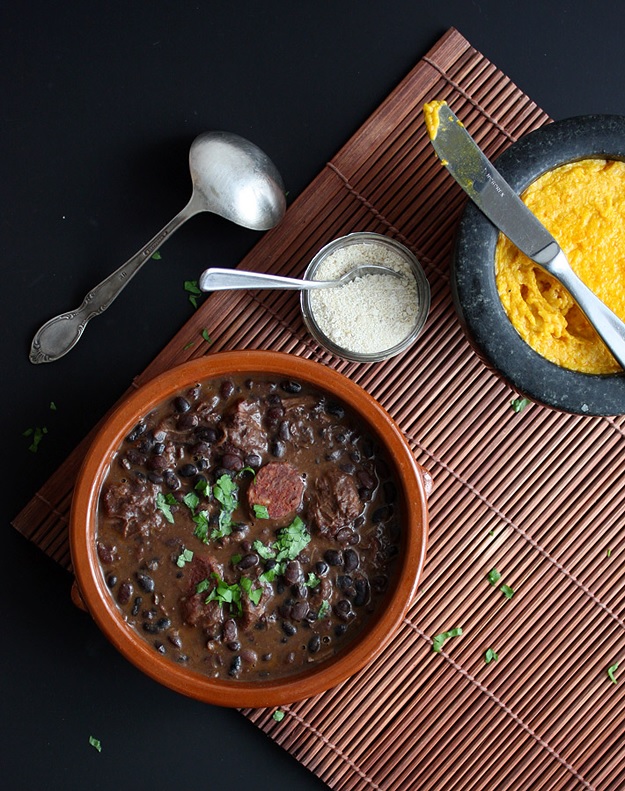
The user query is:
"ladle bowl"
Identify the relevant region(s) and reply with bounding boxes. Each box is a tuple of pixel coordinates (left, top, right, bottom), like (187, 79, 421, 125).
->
(29, 131, 286, 364)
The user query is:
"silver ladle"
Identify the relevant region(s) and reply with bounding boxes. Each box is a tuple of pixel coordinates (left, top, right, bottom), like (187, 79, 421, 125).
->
(199, 264, 402, 292)
(29, 131, 286, 364)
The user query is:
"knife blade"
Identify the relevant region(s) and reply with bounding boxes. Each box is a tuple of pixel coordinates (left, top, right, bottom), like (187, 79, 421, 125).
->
(425, 101, 625, 371)
(427, 103, 558, 266)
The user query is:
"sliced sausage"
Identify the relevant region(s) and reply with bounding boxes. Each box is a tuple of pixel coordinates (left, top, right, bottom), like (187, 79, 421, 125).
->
(247, 462, 304, 520)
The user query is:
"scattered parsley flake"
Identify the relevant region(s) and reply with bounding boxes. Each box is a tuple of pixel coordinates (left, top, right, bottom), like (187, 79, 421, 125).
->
(196, 578, 210, 594)
(500, 584, 515, 600)
(176, 548, 194, 568)
(608, 662, 619, 684)
(253, 504, 270, 519)
(156, 492, 177, 523)
(88, 735, 102, 752)
(49, 401, 57, 411)
(607, 548, 612, 558)
(432, 626, 463, 653)
(23, 425, 48, 453)
(183, 340, 195, 350)
(183, 491, 200, 513)
(305, 572, 320, 589)
(192, 510, 210, 543)
(274, 516, 310, 562)
(201, 328, 212, 343)
(272, 709, 285, 722)
(195, 478, 210, 497)
(253, 540, 276, 561)
(184, 279, 202, 308)
(317, 600, 331, 619)
(151, 250, 162, 260)
(511, 396, 531, 413)
(484, 648, 499, 664)
(487, 568, 502, 586)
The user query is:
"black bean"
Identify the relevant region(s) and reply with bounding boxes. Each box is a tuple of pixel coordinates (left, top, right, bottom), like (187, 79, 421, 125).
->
(148, 472, 164, 485)
(126, 422, 146, 442)
(126, 448, 147, 466)
(222, 453, 244, 471)
(353, 578, 370, 607)
(315, 561, 329, 577)
(308, 634, 321, 653)
(196, 426, 219, 443)
(173, 396, 191, 413)
(344, 548, 360, 572)
(177, 413, 198, 430)
(284, 560, 302, 584)
(96, 542, 116, 565)
(335, 599, 353, 621)
(282, 621, 297, 637)
(291, 602, 309, 621)
(229, 655, 242, 676)
(223, 619, 238, 643)
(227, 641, 241, 651)
(117, 581, 133, 605)
(163, 470, 181, 491)
(153, 441, 166, 455)
(106, 574, 118, 588)
(372, 505, 392, 523)
(266, 405, 285, 423)
(325, 401, 345, 419)
(156, 617, 171, 631)
(280, 380, 302, 394)
(178, 463, 198, 477)
(291, 583, 308, 599)
(220, 380, 235, 399)
(336, 527, 353, 544)
(278, 420, 291, 441)
(142, 622, 158, 634)
(131, 596, 142, 616)
(168, 632, 182, 649)
(324, 549, 343, 567)
(335, 623, 348, 637)
(337, 575, 353, 591)
(154, 642, 166, 655)
(241, 649, 257, 665)
(371, 574, 388, 593)
(357, 469, 377, 489)
(237, 553, 259, 570)
(244, 452, 262, 468)
(340, 462, 356, 475)
(361, 438, 375, 458)
(271, 440, 286, 458)
(262, 653, 272, 662)
(264, 558, 277, 571)
(196, 458, 209, 471)
(136, 572, 155, 593)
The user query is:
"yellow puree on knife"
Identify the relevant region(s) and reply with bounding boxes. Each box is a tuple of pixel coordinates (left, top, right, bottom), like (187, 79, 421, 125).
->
(496, 159, 625, 374)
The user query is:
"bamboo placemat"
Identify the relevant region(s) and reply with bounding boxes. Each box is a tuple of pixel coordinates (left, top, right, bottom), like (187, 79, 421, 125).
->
(13, 28, 625, 791)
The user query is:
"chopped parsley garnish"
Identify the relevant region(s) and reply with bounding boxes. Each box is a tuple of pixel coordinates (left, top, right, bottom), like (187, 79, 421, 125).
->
(198, 573, 263, 614)
(484, 648, 499, 664)
(184, 279, 202, 308)
(607, 548, 612, 558)
(253, 504, 270, 519)
(607, 662, 619, 684)
(49, 401, 57, 411)
(317, 600, 331, 619)
(432, 626, 463, 653)
(151, 250, 162, 260)
(253, 540, 276, 560)
(201, 328, 212, 343)
(88, 735, 102, 752)
(487, 568, 501, 586)
(156, 492, 177, 523)
(211, 474, 238, 538)
(511, 396, 531, 413)
(500, 584, 515, 600)
(176, 548, 194, 568)
(192, 510, 211, 543)
(274, 516, 310, 562)
(23, 425, 48, 453)
(305, 572, 320, 589)
(272, 709, 285, 722)
(183, 490, 200, 513)
(195, 478, 210, 497)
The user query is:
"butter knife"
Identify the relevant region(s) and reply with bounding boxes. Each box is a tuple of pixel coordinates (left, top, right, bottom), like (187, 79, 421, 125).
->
(426, 102, 625, 371)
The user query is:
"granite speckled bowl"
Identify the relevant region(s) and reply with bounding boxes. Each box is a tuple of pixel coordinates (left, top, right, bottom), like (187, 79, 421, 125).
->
(70, 351, 429, 708)
(452, 115, 625, 416)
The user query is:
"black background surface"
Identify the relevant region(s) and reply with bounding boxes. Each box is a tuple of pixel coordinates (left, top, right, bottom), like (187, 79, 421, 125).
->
(3, 3, 623, 789)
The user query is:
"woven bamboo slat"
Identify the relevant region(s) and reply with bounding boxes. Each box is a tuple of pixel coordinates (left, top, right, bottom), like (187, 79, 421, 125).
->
(12, 28, 624, 790)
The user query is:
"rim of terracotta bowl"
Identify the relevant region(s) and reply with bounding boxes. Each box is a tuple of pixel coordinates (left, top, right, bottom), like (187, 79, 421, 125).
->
(70, 350, 428, 707)
(452, 114, 625, 416)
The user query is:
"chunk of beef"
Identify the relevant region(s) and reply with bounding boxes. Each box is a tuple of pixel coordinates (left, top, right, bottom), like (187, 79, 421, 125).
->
(221, 398, 268, 456)
(100, 477, 163, 538)
(307, 468, 362, 536)
(180, 555, 225, 638)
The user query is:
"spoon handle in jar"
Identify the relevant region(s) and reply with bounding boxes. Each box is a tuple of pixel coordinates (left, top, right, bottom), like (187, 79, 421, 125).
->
(199, 267, 327, 291)
(29, 198, 198, 364)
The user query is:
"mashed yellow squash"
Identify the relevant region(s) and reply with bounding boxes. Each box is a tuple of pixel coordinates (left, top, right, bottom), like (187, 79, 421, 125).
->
(495, 158, 625, 374)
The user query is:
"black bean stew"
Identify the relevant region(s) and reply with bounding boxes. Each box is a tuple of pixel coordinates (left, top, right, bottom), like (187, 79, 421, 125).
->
(96, 374, 401, 681)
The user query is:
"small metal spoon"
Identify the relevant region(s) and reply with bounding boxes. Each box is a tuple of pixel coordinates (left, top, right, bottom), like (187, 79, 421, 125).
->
(199, 264, 402, 292)
(29, 131, 286, 364)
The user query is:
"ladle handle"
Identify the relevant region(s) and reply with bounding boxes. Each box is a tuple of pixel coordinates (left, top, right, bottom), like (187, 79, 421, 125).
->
(550, 250, 625, 370)
(29, 198, 198, 364)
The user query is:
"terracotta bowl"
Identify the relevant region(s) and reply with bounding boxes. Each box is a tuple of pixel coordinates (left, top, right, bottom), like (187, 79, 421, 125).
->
(70, 350, 429, 707)
(452, 114, 625, 416)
